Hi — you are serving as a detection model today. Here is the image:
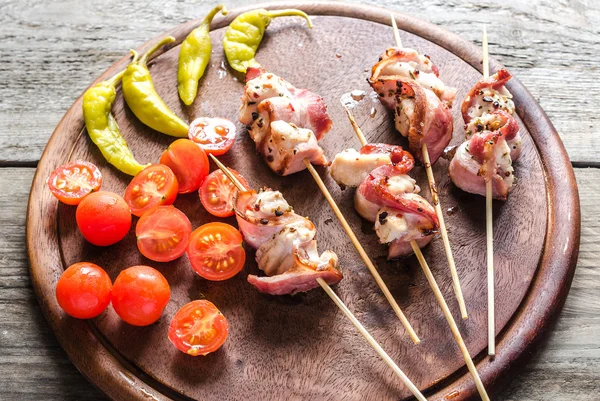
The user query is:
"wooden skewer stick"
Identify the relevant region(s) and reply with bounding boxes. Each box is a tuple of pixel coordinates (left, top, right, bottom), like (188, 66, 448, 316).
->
(302, 158, 420, 344)
(390, 14, 468, 319)
(391, 15, 402, 48)
(208, 154, 426, 400)
(410, 242, 490, 401)
(482, 24, 495, 356)
(315, 278, 426, 401)
(343, 104, 489, 400)
(421, 145, 468, 320)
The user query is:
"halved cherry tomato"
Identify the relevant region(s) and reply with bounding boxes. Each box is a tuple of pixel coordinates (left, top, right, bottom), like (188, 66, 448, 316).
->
(124, 164, 178, 217)
(56, 262, 112, 319)
(111, 265, 170, 326)
(168, 300, 229, 356)
(47, 160, 102, 205)
(136, 206, 192, 262)
(199, 169, 248, 218)
(159, 139, 209, 194)
(187, 222, 245, 281)
(188, 117, 236, 156)
(76, 191, 131, 246)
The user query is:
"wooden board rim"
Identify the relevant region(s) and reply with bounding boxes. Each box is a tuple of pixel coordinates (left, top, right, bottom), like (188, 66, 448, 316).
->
(25, 2, 581, 400)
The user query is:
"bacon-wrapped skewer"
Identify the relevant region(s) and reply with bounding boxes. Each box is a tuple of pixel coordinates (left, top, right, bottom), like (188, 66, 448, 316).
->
(210, 155, 426, 401)
(239, 67, 332, 175)
(365, 17, 468, 320)
(332, 104, 489, 401)
(240, 66, 420, 342)
(449, 27, 522, 357)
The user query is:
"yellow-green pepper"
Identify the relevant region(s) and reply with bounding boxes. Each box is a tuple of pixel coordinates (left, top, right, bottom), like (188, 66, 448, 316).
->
(82, 71, 149, 176)
(123, 36, 189, 137)
(178, 4, 228, 106)
(223, 9, 313, 73)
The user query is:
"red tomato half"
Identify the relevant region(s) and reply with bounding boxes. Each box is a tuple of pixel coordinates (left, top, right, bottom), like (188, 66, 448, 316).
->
(56, 262, 112, 319)
(168, 300, 229, 356)
(111, 265, 171, 326)
(187, 222, 246, 281)
(159, 139, 209, 194)
(136, 206, 192, 262)
(188, 117, 236, 156)
(76, 191, 132, 246)
(47, 160, 102, 205)
(199, 169, 249, 218)
(124, 164, 178, 217)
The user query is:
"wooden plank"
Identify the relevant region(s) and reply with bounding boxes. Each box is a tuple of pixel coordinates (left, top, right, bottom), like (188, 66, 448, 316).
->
(0, 168, 104, 400)
(0, 0, 599, 164)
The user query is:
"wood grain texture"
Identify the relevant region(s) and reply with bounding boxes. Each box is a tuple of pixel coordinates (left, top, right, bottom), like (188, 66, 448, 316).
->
(23, 3, 579, 401)
(0, 0, 598, 165)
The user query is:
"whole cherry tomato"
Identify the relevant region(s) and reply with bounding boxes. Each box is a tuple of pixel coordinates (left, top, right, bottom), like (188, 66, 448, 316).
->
(76, 191, 131, 246)
(111, 265, 171, 326)
(56, 262, 112, 319)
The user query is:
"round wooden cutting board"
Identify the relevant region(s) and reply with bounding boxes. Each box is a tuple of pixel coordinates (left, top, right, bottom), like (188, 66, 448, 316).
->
(26, 2, 580, 400)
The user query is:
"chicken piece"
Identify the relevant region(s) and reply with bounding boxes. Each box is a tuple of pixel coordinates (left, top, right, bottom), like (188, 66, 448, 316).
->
(253, 120, 328, 176)
(354, 164, 437, 258)
(330, 143, 414, 188)
(388, 236, 433, 259)
(234, 189, 303, 249)
(393, 80, 454, 164)
(369, 47, 457, 108)
(375, 208, 436, 259)
(248, 241, 342, 295)
(355, 173, 420, 222)
(462, 68, 515, 124)
(249, 90, 332, 144)
(449, 130, 515, 200)
(255, 219, 316, 276)
(465, 110, 522, 161)
(239, 69, 295, 125)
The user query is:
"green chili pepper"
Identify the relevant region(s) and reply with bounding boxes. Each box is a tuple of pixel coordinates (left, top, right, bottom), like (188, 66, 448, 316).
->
(82, 71, 149, 176)
(178, 4, 228, 106)
(223, 9, 313, 73)
(122, 36, 189, 137)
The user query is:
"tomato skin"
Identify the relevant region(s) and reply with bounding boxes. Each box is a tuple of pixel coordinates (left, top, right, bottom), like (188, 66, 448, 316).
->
(111, 265, 171, 326)
(159, 139, 209, 194)
(187, 222, 246, 281)
(76, 191, 132, 246)
(56, 262, 112, 319)
(124, 164, 179, 217)
(47, 160, 102, 205)
(199, 169, 249, 218)
(188, 117, 236, 156)
(136, 206, 192, 262)
(168, 300, 229, 356)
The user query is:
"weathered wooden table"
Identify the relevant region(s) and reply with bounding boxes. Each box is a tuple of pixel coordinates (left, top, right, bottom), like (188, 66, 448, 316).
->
(1, 0, 598, 399)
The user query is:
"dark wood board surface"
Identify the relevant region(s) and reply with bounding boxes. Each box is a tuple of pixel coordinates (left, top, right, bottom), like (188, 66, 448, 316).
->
(25, 2, 580, 400)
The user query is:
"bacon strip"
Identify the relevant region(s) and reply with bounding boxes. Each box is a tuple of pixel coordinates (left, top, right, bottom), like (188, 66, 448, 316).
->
(449, 128, 516, 200)
(461, 68, 514, 124)
(248, 244, 341, 295)
(357, 164, 439, 233)
(388, 79, 453, 164)
(233, 190, 304, 249)
(369, 47, 456, 108)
